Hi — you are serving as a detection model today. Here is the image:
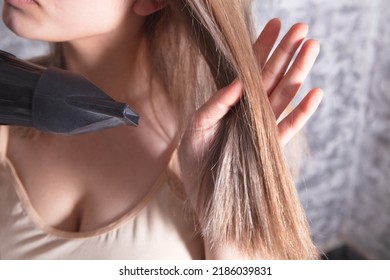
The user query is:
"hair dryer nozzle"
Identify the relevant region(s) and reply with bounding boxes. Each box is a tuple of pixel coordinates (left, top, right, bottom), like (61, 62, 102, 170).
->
(66, 95, 139, 127)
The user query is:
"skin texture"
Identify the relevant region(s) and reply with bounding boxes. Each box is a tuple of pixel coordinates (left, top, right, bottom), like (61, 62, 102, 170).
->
(3, 0, 322, 258)
(3, 0, 138, 41)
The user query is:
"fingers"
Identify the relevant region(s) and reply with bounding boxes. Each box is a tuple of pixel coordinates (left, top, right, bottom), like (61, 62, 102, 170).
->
(270, 39, 320, 120)
(254, 18, 281, 68)
(195, 79, 243, 130)
(262, 23, 309, 95)
(278, 88, 323, 146)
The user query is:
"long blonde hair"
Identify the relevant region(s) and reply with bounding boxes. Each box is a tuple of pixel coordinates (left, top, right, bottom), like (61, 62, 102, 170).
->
(144, 0, 318, 259)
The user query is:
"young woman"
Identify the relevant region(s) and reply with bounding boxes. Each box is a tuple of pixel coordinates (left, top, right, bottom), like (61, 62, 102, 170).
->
(0, 0, 322, 259)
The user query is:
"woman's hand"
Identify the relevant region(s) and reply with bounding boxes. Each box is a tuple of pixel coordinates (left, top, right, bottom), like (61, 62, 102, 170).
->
(256, 18, 323, 146)
(195, 19, 322, 146)
(172, 19, 323, 192)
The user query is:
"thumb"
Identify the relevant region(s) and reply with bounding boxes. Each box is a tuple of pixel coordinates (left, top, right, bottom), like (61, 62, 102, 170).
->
(195, 79, 243, 130)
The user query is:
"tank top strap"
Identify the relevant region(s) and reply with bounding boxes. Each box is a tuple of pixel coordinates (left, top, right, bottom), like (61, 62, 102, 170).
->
(0, 126, 10, 162)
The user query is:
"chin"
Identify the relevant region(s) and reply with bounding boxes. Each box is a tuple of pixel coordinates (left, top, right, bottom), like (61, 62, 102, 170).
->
(3, 18, 56, 41)
(3, 4, 44, 40)
(4, 23, 39, 40)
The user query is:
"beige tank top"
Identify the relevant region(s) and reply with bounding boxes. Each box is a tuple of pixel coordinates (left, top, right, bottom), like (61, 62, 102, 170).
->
(0, 126, 204, 259)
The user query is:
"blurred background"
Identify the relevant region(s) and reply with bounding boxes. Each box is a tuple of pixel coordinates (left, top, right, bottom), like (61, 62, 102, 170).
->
(254, 0, 390, 259)
(1, 0, 390, 259)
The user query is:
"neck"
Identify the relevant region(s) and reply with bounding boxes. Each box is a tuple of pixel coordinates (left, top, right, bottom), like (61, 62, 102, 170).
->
(61, 18, 151, 105)
(58, 17, 176, 141)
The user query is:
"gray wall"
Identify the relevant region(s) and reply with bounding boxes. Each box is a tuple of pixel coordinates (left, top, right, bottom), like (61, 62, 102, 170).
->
(1, 0, 390, 259)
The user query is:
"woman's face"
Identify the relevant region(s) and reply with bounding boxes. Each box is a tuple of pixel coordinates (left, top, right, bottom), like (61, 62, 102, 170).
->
(2, 0, 137, 41)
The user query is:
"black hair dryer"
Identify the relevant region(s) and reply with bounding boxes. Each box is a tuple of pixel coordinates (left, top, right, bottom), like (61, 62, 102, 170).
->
(0, 50, 139, 135)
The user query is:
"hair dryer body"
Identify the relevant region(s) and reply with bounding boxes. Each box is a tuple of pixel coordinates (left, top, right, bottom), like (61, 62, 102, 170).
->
(0, 50, 139, 135)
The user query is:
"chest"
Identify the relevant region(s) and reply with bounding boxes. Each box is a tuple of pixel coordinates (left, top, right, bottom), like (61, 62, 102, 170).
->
(0, 163, 204, 259)
(7, 126, 177, 233)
